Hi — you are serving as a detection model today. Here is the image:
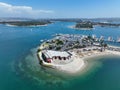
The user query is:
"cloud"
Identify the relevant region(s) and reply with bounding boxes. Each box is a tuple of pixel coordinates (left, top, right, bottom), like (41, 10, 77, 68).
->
(0, 2, 54, 18)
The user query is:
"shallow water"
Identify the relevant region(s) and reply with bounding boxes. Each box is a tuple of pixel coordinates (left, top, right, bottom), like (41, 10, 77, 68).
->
(0, 22, 120, 90)
(13, 48, 120, 90)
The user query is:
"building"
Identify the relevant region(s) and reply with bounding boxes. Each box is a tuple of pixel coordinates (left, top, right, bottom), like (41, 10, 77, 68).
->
(39, 50, 73, 65)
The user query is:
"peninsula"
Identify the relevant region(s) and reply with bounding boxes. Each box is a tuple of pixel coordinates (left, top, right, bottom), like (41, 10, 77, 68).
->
(37, 34, 120, 74)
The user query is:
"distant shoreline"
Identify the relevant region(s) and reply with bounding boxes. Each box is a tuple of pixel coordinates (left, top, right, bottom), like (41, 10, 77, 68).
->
(5, 23, 48, 27)
(68, 25, 93, 30)
(0, 20, 52, 27)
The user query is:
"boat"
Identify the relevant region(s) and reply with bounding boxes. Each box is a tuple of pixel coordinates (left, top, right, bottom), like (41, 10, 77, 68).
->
(40, 40, 44, 42)
(108, 37, 113, 42)
(117, 37, 120, 43)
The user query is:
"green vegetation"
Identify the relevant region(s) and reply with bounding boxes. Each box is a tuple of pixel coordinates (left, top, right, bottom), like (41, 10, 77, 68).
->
(56, 46, 62, 50)
(0, 21, 51, 26)
(37, 49, 41, 53)
(48, 45, 53, 50)
(55, 39, 64, 45)
(75, 22, 93, 29)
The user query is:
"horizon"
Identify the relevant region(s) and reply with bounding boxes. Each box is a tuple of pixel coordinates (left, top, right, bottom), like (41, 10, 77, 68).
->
(1, 17, 120, 20)
(0, 0, 120, 18)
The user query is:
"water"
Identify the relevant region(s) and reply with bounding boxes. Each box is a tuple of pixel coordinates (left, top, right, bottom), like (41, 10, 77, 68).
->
(0, 22, 120, 90)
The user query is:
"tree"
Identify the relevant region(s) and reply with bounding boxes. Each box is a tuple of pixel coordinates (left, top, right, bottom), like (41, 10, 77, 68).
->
(37, 49, 41, 53)
(56, 47, 61, 50)
(56, 39, 63, 45)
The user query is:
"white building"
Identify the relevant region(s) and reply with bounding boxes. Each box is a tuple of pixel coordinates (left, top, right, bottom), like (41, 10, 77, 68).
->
(39, 50, 73, 64)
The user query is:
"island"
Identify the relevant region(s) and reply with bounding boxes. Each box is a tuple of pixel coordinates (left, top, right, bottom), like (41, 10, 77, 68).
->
(75, 21, 93, 29)
(73, 21, 120, 30)
(0, 20, 52, 26)
(37, 34, 120, 74)
(71, 21, 120, 30)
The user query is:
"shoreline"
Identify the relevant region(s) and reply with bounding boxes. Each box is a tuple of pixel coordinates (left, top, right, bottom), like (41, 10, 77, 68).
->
(38, 49, 120, 74)
(5, 24, 48, 27)
(56, 56, 85, 74)
(37, 34, 120, 74)
(68, 25, 93, 30)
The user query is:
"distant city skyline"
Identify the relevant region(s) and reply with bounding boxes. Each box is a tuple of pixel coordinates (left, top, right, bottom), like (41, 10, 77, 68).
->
(0, 0, 120, 18)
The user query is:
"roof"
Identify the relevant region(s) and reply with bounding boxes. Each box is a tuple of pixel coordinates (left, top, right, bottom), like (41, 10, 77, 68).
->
(93, 42, 100, 46)
(42, 50, 71, 58)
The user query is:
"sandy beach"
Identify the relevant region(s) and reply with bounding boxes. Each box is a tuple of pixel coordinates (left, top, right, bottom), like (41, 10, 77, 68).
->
(55, 56, 85, 74)
(46, 48, 120, 74)
(38, 33, 120, 74)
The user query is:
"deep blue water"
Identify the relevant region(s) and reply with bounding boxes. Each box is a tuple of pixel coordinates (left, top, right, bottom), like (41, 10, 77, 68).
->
(0, 22, 120, 90)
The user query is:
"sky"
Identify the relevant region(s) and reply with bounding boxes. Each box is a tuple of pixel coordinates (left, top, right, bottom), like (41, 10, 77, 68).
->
(0, 0, 120, 18)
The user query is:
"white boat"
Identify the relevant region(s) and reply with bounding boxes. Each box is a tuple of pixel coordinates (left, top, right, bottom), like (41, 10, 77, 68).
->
(117, 37, 120, 43)
(40, 40, 44, 42)
(108, 37, 113, 42)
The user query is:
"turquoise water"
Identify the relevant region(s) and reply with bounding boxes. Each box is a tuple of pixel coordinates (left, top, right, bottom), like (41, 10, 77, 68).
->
(0, 22, 120, 90)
